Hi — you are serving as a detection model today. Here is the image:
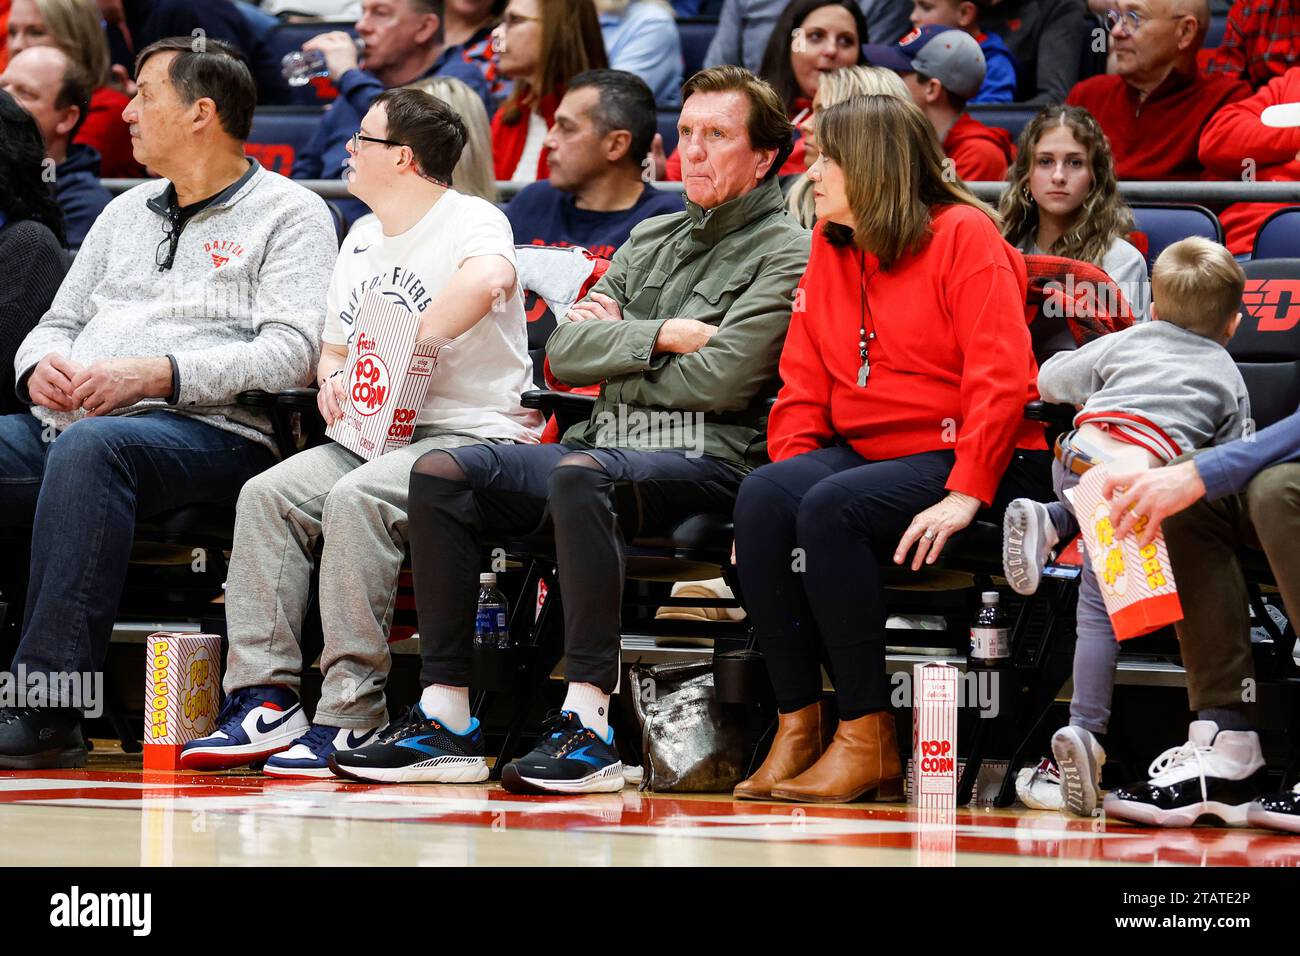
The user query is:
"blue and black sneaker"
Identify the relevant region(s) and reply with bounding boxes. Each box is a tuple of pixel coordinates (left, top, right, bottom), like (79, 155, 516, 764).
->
(327, 704, 488, 784)
(263, 723, 384, 779)
(180, 685, 307, 772)
(501, 710, 623, 795)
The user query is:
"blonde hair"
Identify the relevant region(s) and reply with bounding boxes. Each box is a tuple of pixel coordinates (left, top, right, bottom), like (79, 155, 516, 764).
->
(1000, 105, 1134, 268)
(31, 0, 111, 86)
(787, 65, 909, 227)
(818, 93, 996, 269)
(1150, 236, 1244, 338)
(407, 76, 498, 202)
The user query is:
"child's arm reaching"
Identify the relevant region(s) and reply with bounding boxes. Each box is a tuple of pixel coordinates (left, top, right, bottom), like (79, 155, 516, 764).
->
(1035, 335, 1111, 406)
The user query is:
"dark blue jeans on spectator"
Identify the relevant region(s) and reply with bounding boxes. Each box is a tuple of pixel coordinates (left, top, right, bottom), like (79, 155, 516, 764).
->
(0, 411, 273, 696)
(733, 445, 1051, 719)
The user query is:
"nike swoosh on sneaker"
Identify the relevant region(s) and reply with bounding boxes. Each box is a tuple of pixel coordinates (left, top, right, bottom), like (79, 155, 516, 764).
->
(345, 730, 373, 748)
(254, 705, 301, 734)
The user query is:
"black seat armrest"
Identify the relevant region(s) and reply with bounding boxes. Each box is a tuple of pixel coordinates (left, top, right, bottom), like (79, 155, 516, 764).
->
(1025, 400, 1074, 427)
(236, 387, 325, 458)
(522, 389, 597, 434)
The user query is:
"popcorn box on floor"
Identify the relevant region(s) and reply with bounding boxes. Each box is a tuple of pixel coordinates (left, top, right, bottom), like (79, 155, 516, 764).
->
(912, 661, 959, 809)
(1073, 464, 1183, 640)
(143, 632, 222, 771)
(325, 289, 452, 461)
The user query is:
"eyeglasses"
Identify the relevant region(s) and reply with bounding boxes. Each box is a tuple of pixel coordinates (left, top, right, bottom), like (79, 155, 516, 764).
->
(349, 130, 404, 152)
(1103, 8, 1187, 33)
(156, 212, 180, 271)
(500, 12, 540, 30)
(346, 130, 452, 189)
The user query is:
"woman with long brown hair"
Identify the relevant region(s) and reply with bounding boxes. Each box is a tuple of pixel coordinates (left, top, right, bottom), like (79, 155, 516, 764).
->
(731, 93, 1049, 805)
(4, 0, 138, 176)
(999, 104, 1149, 322)
(490, 0, 606, 182)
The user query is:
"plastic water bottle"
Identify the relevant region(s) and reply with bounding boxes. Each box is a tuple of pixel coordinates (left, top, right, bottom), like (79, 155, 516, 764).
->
(969, 591, 1011, 666)
(475, 573, 510, 649)
(280, 38, 365, 87)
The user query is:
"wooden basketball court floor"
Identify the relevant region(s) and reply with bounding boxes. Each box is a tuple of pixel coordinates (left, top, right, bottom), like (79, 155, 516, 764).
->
(1, 743, 1298, 867)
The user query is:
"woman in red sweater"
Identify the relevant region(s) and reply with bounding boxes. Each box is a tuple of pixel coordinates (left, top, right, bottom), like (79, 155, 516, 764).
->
(732, 93, 1048, 805)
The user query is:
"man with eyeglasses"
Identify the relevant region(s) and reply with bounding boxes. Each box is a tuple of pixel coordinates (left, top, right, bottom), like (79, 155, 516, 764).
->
(1066, 0, 1249, 180)
(292, 0, 492, 223)
(0, 38, 336, 770)
(182, 87, 542, 778)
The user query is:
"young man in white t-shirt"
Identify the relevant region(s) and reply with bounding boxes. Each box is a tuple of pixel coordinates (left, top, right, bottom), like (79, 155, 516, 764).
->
(181, 89, 542, 778)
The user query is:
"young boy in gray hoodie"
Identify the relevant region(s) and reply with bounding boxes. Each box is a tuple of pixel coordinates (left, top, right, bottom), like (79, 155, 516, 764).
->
(1003, 236, 1251, 817)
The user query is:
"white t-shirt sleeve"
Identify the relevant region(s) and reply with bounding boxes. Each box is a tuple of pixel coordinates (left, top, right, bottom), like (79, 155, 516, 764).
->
(456, 198, 518, 269)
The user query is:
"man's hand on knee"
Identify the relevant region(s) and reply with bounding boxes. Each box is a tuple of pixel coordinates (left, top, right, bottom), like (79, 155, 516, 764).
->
(69, 357, 173, 417)
(28, 353, 85, 413)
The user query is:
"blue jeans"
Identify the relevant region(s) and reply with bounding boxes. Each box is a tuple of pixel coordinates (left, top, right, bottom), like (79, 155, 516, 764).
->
(0, 411, 274, 690)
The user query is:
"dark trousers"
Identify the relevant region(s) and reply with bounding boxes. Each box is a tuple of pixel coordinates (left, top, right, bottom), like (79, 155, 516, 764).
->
(734, 446, 1051, 717)
(1164, 460, 1300, 713)
(0, 411, 273, 691)
(407, 442, 741, 693)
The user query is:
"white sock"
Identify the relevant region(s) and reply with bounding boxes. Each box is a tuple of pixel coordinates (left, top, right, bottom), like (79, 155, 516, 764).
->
(419, 684, 471, 734)
(562, 682, 610, 738)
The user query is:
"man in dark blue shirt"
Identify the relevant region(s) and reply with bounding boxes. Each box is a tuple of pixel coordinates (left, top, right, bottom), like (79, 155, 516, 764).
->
(506, 69, 682, 260)
(291, 0, 492, 221)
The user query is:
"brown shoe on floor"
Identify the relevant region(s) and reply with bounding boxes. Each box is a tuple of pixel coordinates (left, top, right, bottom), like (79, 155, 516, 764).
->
(768, 710, 903, 804)
(733, 700, 834, 800)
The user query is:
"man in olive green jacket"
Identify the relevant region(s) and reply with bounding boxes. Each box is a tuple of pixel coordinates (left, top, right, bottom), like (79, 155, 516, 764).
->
(331, 67, 810, 794)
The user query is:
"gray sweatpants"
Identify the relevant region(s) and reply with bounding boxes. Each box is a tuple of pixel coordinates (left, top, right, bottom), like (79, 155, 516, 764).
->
(222, 427, 487, 727)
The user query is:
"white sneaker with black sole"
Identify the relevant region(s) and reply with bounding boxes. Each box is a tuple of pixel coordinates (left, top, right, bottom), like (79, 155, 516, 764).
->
(1002, 498, 1059, 596)
(1052, 725, 1106, 817)
(1103, 721, 1270, 827)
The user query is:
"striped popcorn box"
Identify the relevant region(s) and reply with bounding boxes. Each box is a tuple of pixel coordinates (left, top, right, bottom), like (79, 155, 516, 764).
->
(1073, 463, 1183, 640)
(143, 632, 222, 771)
(912, 662, 958, 809)
(326, 289, 452, 461)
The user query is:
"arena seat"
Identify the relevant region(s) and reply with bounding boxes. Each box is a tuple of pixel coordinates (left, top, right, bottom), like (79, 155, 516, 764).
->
(966, 103, 1040, 143)
(678, 18, 717, 78)
(1205, 14, 1227, 49)
(1130, 203, 1223, 271)
(245, 106, 325, 177)
(656, 109, 680, 155)
(1252, 206, 1300, 261)
(263, 20, 358, 105)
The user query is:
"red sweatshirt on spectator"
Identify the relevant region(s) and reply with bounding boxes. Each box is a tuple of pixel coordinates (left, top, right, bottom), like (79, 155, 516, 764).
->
(768, 205, 1045, 505)
(1067, 69, 1250, 180)
(76, 86, 142, 178)
(944, 113, 1014, 181)
(1199, 66, 1300, 255)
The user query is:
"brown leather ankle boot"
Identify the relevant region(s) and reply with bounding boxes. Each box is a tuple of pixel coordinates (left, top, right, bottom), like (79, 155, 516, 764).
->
(768, 710, 903, 804)
(733, 701, 833, 800)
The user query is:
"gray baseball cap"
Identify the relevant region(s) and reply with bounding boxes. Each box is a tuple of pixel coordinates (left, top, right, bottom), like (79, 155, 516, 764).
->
(861, 25, 988, 101)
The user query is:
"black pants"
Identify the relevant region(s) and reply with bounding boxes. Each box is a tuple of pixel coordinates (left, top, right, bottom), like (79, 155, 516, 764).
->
(408, 443, 741, 693)
(733, 446, 1051, 718)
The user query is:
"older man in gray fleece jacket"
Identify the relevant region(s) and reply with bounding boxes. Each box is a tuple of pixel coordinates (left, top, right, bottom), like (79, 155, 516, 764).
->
(0, 38, 336, 770)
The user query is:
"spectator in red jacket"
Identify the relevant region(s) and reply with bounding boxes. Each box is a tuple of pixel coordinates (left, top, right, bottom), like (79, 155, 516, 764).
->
(1203, 0, 1300, 91)
(1065, 0, 1249, 180)
(1199, 65, 1300, 256)
(865, 25, 1013, 180)
(731, 93, 1048, 806)
(6, 0, 139, 176)
(490, 0, 606, 183)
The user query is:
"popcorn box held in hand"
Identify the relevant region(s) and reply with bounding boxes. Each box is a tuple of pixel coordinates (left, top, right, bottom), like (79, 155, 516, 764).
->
(143, 632, 222, 771)
(325, 289, 452, 461)
(912, 661, 959, 809)
(1074, 464, 1182, 640)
